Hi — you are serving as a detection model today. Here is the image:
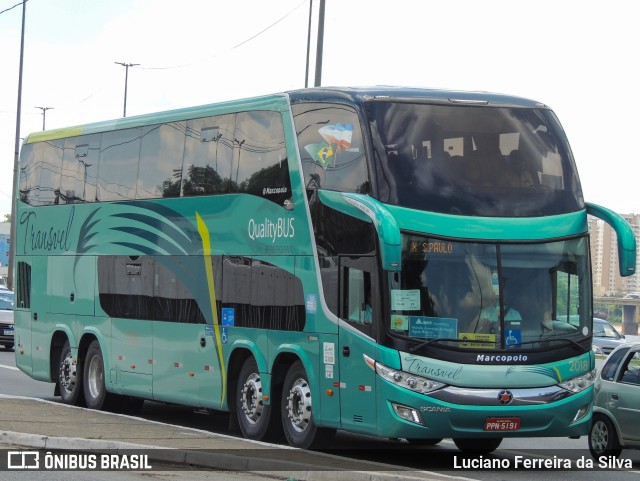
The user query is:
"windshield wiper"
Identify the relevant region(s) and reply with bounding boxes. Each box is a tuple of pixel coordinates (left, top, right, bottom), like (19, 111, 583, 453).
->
(410, 336, 588, 354)
(410, 338, 490, 352)
(507, 337, 588, 354)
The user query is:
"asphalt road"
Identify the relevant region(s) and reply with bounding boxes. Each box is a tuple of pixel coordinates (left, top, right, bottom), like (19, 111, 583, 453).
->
(2, 349, 640, 480)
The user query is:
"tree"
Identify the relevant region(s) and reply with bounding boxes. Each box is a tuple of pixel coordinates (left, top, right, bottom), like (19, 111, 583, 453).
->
(3, 214, 10, 222)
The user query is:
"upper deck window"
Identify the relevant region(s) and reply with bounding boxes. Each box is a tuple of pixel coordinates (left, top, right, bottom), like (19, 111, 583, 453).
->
(292, 103, 369, 195)
(367, 102, 584, 217)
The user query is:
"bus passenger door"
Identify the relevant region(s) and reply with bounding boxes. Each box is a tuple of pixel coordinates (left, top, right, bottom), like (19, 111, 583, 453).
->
(338, 256, 378, 433)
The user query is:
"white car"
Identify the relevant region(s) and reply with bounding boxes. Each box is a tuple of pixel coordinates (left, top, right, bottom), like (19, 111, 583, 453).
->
(0, 290, 14, 351)
(592, 318, 627, 356)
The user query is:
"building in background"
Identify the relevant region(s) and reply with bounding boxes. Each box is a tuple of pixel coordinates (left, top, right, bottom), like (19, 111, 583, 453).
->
(589, 213, 640, 296)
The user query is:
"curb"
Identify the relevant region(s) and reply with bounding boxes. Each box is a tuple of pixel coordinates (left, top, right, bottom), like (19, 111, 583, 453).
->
(0, 430, 459, 481)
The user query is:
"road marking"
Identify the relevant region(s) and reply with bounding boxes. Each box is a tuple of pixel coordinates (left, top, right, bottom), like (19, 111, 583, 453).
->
(0, 363, 19, 371)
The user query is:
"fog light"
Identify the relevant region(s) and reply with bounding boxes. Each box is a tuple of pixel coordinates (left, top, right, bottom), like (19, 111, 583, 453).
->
(572, 404, 590, 423)
(392, 402, 424, 425)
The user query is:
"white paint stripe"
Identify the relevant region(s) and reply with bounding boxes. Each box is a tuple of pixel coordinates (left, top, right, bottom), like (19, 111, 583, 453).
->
(0, 363, 19, 371)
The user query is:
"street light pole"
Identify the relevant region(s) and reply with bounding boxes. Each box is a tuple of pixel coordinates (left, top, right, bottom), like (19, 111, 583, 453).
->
(35, 106, 53, 131)
(314, 0, 325, 87)
(115, 62, 139, 117)
(304, 0, 313, 88)
(8, 0, 27, 291)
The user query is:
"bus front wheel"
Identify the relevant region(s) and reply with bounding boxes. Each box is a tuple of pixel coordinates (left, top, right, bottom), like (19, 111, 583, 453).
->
(235, 357, 281, 441)
(281, 361, 335, 449)
(58, 340, 84, 406)
(453, 437, 502, 453)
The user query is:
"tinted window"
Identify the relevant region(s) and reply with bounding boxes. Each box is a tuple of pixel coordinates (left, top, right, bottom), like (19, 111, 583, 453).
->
(98, 256, 206, 323)
(232, 111, 291, 207)
(138, 122, 186, 199)
(619, 351, 640, 385)
(18, 143, 36, 204)
(21, 111, 291, 206)
(16, 261, 31, 309)
(60, 134, 100, 203)
(97, 128, 144, 201)
(600, 346, 631, 380)
(292, 103, 369, 194)
(221, 256, 304, 331)
(20, 140, 65, 206)
(368, 102, 584, 217)
(37, 140, 64, 205)
(183, 114, 235, 196)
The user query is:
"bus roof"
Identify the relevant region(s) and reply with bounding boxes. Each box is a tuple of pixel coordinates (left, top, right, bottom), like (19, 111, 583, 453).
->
(24, 93, 291, 144)
(24, 86, 548, 144)
(286, 86, 548, 109)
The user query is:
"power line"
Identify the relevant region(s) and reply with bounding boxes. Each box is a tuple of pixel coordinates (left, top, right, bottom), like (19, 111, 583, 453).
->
(141, 0, 307, 71)
(0, 0, 27, 16)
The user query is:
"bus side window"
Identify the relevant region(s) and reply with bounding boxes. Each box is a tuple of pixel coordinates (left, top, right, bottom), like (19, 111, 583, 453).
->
(183, 114, 236, 196)
(232, 111, 291, 208)
(291, 103, 368, 195)
(342, 267, 372, 327)
(16, 261, 31, 309)
(97, 128, 142, 201)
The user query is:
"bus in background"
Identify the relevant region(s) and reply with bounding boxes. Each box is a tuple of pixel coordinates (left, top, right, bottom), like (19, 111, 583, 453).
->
(13, 87, 635, 452)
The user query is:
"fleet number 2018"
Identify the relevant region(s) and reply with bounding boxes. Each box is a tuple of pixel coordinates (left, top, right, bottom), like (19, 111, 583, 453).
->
(569, 359, 589, 372)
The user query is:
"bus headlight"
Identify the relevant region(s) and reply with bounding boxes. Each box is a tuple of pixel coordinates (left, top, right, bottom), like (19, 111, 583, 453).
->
(364, 355, 446, 394)
(558, 369, 596, 393)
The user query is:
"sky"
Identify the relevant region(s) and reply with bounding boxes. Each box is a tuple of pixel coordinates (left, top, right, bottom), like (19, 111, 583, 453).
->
(1, 0, 638, 219)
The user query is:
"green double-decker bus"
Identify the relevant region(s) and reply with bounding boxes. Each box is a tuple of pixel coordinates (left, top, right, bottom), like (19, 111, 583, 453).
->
(13, 87, 636, 452)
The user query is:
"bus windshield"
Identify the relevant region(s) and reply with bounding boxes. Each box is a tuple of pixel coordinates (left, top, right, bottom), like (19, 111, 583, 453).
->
(368, 102, 584, 217)
(387, 235, 592, 352)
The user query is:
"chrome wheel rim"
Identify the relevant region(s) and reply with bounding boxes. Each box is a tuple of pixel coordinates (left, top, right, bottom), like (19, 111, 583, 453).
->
(87, 354, 103, 400)
(59, 351, 77, 394)
(286, 378, 312, 433)
(591, 420, 609, 454)
(241, 373, 263, 424)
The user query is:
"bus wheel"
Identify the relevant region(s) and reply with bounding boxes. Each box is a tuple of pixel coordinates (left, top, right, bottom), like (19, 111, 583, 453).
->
(589, 414, 622, 458)
(115, 397, 145, 415)
(236, 357, 280, 441)
(453, 437, 502, 453)
(83, 340, 113, 410)
(281, 361, 335, 449)
(58, 340, 83, 406)
(406, 438, 443, 446)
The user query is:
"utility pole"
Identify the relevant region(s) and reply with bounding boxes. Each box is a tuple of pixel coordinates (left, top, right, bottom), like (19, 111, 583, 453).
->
(9, 0, 26, 291)
(314, 0, 325, 87)
(304, 0, 313, 88)
(35, 106, 53, 131)
(114, 62, 139, 117)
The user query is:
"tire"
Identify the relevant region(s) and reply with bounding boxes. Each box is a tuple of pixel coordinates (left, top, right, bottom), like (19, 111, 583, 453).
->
(114, 396, 145, 415)
(236, 357, 281, 441)
(589, 414, 623, 458)
(58, 340, 84, 406)
(406, 438, 443, 446)
(453, 437, 503, 453)
(281, 360, 335, 449)
(83, 340, 115, 410)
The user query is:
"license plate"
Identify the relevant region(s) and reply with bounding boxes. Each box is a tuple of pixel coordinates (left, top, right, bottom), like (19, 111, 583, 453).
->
(484, 417, 520, 431)
(3, 329, 13, 336)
